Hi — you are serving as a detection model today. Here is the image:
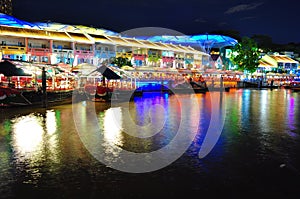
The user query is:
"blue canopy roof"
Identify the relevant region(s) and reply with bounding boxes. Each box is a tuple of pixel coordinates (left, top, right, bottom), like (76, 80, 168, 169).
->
(133, 34, 238, 52)
(0, 13, 237, 52)
(0, 13, 41, 29)
(33, 22, 119, 36)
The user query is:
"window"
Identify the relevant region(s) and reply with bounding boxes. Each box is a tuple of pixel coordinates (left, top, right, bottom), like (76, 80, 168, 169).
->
(42, 56, 48, 62)
(284, 63, 291, 69)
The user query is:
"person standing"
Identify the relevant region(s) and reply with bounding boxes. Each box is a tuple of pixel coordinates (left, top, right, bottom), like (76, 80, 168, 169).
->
(220, 75, 223, 89)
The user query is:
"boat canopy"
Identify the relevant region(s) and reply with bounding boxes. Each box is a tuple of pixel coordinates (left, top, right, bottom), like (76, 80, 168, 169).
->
(0, 60, 31, 76)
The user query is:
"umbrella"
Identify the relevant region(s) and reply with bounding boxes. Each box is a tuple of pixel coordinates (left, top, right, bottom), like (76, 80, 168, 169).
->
(93, 65, 121, 80)
(121, 65, 135, 71)
(0, 60, 31, 77)
(71, 63, 96, 76)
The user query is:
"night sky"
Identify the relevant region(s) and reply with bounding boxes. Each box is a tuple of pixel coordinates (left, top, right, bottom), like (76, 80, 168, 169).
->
(12, 0, 299, 44)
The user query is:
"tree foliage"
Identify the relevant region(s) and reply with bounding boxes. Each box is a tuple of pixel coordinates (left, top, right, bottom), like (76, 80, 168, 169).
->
(111, 57, 132, 68)
(230, 37, 260, 73)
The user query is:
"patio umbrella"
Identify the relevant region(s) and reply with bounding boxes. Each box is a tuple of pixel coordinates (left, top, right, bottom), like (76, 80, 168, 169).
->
(121, 65, 135, 71)
(93, 65, 121, 80)
(0, 60, 31, 77)
(71, 63, 96, 76)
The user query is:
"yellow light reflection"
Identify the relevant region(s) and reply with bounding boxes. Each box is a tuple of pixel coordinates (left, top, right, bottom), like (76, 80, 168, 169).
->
(12, 114, 43, 158)
(46, 110, 60, 163)
(103, 107, 123, 147)
(260, 90, 268, 120)
(102, 107, 124, 161)
(10, 111, 61, 185)
(46, 110, 57, 135)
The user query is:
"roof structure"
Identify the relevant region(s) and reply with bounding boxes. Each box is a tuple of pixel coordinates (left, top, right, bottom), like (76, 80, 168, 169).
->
(0, 13, 41, 29)
(258, 54, 299, 68)
(0, 25, 73, 42)
(121, 37, 146, 48)
(0, 14, 210, 56)
(259, 60, 276, 68)
(66, 32, 93, 44)
(133, 34, 238, 53)
(33, 22, 118, 36)
(0, 60, 31, 76)
(269, 55, 299, 63)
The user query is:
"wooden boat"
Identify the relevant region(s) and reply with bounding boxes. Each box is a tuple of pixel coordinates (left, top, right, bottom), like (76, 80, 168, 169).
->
(0, 86, 78, 107)
(84, 85, 143, 102)
(83, 85, 110, 102)
(0, 59, 84, 107)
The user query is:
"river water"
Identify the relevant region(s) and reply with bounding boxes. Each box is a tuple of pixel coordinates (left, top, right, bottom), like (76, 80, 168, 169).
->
(1, 88, 300, 198)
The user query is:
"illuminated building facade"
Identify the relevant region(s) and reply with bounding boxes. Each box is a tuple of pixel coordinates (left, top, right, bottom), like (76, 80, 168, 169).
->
(0, 13, 211, 69)
(0, 0, 13, 16)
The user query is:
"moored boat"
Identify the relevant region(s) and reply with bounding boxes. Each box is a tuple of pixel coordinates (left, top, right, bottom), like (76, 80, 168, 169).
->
(0, 59, 80, 107)
(0, 86, 77, 107)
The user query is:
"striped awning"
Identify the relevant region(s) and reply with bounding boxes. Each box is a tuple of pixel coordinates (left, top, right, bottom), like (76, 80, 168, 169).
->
(269, 55, 298, 63)
(259, 60, 276, 68)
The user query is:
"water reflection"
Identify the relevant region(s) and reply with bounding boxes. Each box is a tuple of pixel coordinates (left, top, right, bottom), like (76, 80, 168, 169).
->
(12, 114, 44, 160)
(9, 110, 61, 185)
(0, 89, 300, 197)
(11, 110, 60, 162)
(72, 92, 201, 172)
(102, 107, 124, 159)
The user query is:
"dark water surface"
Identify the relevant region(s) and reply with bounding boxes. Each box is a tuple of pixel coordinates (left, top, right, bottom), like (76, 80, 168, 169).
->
(1, 88, 300, 198)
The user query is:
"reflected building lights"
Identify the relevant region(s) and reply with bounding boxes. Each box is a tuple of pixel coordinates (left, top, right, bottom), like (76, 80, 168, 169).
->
(46, 110, 57, 135)
(259, 90, 268, 131)
(45, 110, 60, 163)
(287, 95, 297, 137)
(12, 114, 44, 159)
(103, 107, 123, 145)
(10, 111, 61, 182)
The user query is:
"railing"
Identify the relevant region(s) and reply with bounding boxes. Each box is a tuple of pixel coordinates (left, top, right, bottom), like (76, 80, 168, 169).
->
(74, 50, 94, 56)
(133, 54, 147, 60)
(28, 48, 50, 56)
(94, 50, 115, 58)
(116, 52, 132, 58)
(0, 45, 26, 54)
(1, 45, 26, 50)
(162, 56, 175, 62)
(53, 49, 73, 54)
(53, 45, 72, 50)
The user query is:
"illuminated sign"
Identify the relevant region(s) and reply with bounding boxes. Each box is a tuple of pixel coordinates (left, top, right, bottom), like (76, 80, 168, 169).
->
(225, 49, 232, 58)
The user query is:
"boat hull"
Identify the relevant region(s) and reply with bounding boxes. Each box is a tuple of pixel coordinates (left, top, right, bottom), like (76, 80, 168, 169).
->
(0, 87, 79, 108)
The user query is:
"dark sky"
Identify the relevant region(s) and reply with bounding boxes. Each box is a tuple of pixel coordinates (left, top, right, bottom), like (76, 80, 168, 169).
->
(12, 0, 300, 44)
